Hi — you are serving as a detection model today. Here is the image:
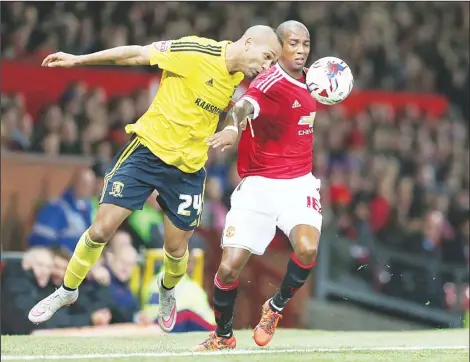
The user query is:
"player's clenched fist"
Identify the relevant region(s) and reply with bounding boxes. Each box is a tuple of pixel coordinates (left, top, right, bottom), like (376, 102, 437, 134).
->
(42, 52, 80, 68)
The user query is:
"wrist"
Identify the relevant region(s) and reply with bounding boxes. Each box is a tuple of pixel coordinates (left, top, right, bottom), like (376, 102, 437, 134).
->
(74, 55, 85, 66)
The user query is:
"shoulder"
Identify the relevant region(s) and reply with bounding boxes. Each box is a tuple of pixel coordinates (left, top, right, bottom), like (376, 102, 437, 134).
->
(171, 36, 223, 50)
(249, 66, 284, 94)
(170, 36, 225, 64)
(249, 66, 278, 88)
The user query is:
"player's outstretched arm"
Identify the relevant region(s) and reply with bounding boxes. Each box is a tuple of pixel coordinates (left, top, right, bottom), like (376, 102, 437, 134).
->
(206, 99, 255, 152)
(42, 45, 152, 68)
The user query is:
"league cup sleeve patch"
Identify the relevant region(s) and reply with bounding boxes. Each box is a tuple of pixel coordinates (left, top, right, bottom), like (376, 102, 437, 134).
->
(154, 40, 172, 52)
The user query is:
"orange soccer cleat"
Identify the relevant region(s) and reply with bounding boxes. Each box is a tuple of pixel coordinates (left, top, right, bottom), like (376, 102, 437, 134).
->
(192, 332, 237, 351)
(253, 299, 282, 347)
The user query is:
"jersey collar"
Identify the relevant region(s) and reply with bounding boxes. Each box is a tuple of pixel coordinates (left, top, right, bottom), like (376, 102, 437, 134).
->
(275, 63, 307, 89)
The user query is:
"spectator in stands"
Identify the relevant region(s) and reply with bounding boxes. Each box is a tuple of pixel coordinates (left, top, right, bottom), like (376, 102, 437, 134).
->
(59, 114, 82, 155)
(28, 167, 95, 252)
(30, 105, 63, 152)
(104, 242, 150, 324)
(199, 177, 228, 233)
(1, 247, 54, 334)
(122, 191, 165, 250)
(49, 246, 113, 327)
(91, 139, 114, 164)
(105, 230, 133, 256)
(1, 102, 31, 151)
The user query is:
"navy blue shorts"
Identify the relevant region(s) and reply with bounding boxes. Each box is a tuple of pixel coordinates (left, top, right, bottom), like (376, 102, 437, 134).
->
(99, 137, 207, 231)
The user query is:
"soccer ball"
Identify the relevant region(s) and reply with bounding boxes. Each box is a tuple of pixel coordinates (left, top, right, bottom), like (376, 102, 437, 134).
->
(306, 56, 354, 105)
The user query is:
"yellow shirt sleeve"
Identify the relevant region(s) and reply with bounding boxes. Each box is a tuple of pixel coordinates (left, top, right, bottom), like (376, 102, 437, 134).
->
(149, 38, 199, 77)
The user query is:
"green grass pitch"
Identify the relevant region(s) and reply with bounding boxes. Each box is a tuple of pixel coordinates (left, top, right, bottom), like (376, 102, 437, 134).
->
(2, 329, 469, 362)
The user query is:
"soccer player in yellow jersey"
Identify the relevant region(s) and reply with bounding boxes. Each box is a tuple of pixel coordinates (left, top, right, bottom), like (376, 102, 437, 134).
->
(28, 26, 282, 332)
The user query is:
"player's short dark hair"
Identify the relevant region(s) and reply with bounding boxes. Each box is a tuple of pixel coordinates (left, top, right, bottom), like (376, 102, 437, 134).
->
(273, 27, 284, 46)
(276, 20, 309, 42)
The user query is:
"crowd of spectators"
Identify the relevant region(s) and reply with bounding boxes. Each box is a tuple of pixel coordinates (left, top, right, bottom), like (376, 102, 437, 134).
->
(1, 234, 146, 334)
(2, 227, 215, 334)
(1, 2, 468, 117)
(318, 104, 469, 309)
(1, 1, 469, 316)
(1, 86, 145, 160)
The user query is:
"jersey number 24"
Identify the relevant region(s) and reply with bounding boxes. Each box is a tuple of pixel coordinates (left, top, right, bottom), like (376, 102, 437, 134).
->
(178, 194, 202, 216)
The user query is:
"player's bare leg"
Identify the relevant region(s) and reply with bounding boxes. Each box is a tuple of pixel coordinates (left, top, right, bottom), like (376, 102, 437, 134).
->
(158, 215, 194, 332)
(29, 203, 131, 324)
(254, 224, 320, 346)
(193, 247, 251, 351)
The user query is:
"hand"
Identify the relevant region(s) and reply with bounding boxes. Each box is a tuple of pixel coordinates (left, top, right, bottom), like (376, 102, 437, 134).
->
(42, 52, 80, 68)
(206, 127, 238, 152)
(134, 311, 153, 326)
(89, 265, 111, 286)
(91, 308, 112, 326)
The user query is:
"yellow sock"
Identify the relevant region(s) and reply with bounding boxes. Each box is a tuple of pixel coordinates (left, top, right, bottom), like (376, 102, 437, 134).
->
(162, 248, 189, 289)
(63, 230, 105, 289)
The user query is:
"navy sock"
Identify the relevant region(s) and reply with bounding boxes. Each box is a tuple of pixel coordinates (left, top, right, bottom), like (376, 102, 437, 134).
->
(271, 253, 316, 310)
(213, 273, 238, 338)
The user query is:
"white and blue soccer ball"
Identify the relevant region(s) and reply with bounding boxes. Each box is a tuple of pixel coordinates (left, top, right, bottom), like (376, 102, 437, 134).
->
(306, 56, 354, 105)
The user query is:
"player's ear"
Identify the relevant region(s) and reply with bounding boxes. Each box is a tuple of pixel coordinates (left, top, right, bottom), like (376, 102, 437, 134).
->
(244, 37, 253, 51)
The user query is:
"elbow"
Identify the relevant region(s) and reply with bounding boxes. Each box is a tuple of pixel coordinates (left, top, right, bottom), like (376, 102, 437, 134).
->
(115, 45, 149, 66)
(232, 101, 245, 114)
(232, 101, 248, 119)
(232, 100, 254, 123)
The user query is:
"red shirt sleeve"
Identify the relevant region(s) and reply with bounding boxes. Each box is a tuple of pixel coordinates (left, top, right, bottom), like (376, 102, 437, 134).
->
(240, 72, 280, 120)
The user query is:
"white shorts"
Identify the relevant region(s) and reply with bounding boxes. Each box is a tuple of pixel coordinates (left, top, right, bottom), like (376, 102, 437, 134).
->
(221, 173, 322, 255)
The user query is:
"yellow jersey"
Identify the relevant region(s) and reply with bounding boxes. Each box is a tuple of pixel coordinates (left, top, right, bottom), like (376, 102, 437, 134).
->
(125, 36, 245, 173)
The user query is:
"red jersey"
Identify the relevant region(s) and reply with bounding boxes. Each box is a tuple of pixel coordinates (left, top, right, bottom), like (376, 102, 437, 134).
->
(237, 63, 317, 179)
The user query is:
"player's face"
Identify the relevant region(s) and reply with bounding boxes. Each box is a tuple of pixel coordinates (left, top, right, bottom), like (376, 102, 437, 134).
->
(282, 28, 310, 71)
(243, 39, 281, 77)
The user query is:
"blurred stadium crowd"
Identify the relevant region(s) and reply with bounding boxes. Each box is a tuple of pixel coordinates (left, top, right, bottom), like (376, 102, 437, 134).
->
(2, 2, 468, 116)
(1, 1, 469, 331)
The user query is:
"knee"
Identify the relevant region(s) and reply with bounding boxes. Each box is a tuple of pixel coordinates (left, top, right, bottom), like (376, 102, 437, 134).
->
(88, 221, 116, 244)
(217, 262, 241, 285)
(164, 232, 191, 258)
(295, 237, 319, 265)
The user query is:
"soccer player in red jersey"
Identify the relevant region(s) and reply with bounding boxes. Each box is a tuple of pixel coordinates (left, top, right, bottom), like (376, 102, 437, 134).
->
(194, 21, 320, 351)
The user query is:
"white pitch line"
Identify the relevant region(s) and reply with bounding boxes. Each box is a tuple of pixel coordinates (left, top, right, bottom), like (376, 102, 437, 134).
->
(2, 346, 468, 360)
